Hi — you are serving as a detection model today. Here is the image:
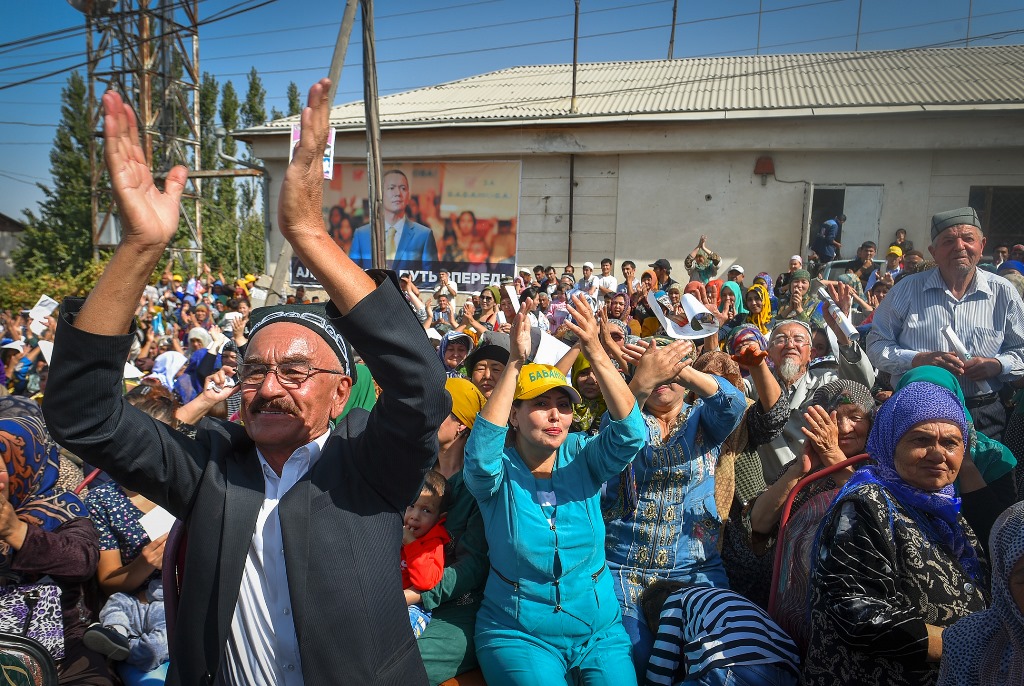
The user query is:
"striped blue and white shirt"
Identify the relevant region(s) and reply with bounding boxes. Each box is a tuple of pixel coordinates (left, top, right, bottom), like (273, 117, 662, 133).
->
(645, 587, 800, 686)
(866, 267, 1024, 396)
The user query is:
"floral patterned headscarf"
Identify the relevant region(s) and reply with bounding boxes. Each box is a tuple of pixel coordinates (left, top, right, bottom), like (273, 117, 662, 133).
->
(0, 397, 86, 565)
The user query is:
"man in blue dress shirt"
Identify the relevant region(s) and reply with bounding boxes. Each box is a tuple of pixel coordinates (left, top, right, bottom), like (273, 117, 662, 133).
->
(867, 206, 1024, 441)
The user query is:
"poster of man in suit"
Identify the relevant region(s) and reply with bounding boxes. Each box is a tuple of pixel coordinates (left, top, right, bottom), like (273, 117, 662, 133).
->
(291, 161, 521, 292)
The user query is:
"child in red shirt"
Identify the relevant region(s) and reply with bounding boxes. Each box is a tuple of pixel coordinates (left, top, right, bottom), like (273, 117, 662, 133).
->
(402, 470, 450, 637)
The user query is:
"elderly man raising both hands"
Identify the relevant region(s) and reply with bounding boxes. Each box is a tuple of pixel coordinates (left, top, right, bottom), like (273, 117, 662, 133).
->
(867, 207, 1024, 441)
(43, 80, 449, 686)
(753, 283, 875, 482)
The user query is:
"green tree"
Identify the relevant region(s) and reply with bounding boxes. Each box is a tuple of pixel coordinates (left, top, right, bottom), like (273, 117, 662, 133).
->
(218, 80, 239, 218)
(15, 72, 95, 278)
(240, 67, 266, 129)
(198, 71, 220, 178)
(287, 81, 302, 116)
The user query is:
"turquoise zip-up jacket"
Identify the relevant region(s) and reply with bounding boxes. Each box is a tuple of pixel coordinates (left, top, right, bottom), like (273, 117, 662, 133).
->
(464, 404, 646, 633)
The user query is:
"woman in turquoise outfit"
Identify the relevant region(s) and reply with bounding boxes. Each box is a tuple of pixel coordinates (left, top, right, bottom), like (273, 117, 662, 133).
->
(464, 295, 695, 686)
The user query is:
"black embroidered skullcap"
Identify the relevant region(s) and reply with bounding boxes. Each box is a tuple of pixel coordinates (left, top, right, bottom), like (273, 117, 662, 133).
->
(244, 303, 354, 378)
(931, 207, 980, 240)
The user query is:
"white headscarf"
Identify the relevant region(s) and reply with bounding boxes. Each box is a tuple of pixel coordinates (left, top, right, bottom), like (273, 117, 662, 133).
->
(148, 351, 187, 390)
(938, 502, 1024, 685)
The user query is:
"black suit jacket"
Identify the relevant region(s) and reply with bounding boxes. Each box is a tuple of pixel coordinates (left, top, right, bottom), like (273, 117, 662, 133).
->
(43, 275, 450, 686)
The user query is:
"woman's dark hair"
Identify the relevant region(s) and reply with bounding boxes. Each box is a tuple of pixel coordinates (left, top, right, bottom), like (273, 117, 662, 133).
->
(458, 210, 477, 225)
(519, 287, 539, 305)
(125, 385, 177, 427)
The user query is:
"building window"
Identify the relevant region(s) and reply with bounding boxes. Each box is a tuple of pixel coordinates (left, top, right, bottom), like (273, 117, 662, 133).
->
(969, 186, 1024, 251)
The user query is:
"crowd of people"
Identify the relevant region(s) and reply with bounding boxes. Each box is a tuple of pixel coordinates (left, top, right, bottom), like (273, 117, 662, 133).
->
(2, 78, 1024, 686)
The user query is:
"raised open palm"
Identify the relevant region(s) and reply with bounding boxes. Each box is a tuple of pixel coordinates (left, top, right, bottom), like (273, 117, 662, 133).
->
(103, 91, 186, 248)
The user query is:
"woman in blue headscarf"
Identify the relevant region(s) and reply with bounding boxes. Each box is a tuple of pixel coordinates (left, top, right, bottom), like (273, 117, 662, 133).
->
(802, 382, 990, 686)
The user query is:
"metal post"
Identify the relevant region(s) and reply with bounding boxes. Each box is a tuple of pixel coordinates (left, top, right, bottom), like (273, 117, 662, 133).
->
(855, 0, 864, 50)
(667, 0, 678, 59)
(966, 0, 973, 46)
(266, 0, 357, 303)
(756, 0, 763, 54)
(328, 0, 359, 106)
(571, 0, 580, 114)
(362, 0, 386, 269)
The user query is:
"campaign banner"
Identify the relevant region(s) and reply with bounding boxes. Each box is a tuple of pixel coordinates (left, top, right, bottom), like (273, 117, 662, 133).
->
(289, 161, 521, 293)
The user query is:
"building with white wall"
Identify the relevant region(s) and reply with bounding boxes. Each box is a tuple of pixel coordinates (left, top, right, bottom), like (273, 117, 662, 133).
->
(241, 45, 1024, 281)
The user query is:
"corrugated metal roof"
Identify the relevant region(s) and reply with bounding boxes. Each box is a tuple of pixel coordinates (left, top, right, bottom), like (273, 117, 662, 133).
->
(247, 45, 1024, 133)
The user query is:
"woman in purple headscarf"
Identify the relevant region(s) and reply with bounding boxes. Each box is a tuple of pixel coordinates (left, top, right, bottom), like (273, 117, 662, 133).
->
(801, 382, 990, 686)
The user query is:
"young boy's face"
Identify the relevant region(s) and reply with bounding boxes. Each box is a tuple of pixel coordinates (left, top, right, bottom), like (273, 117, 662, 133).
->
(404, 490, 443, 538)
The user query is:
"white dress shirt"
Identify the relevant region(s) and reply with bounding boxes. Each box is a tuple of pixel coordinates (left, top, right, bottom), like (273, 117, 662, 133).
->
(218, 432, 330, 686)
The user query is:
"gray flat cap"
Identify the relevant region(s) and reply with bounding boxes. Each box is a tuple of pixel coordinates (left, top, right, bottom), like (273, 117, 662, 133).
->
(931, 207, 980, 240)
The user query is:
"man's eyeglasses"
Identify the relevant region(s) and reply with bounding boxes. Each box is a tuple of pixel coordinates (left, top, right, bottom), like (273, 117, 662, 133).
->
(770, 335, 810, 347)
(238, 362, 345, 387)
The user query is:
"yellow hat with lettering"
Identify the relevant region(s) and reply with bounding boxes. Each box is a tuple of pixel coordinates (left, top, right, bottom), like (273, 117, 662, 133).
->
(514, 363, 581, 404)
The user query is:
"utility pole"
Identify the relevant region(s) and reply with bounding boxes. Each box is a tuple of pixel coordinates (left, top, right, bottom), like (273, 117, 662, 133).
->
(667, 0, 678, 59)
(362, 0, 387, 269)
(966, 0, 973, 46)
(266, 0, 358, 304)
(75, 0, 202, 265)
(855, 0, 864, 50)
(756, 0, 763, 54)
(570, 0, 581, 114)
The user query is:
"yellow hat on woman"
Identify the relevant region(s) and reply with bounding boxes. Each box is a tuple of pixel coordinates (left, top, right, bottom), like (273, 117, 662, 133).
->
(514, 363, 581, 404)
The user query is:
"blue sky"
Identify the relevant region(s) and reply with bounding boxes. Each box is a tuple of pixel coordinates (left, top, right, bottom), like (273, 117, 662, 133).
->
(2, 0, 1022, 221)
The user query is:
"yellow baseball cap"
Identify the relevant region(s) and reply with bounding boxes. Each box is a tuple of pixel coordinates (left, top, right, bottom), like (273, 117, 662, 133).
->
(172, 274, 183, 282)
(887, 246, 903, 257)
(445, 378, 486, 428)
(514, 363, 581, 404)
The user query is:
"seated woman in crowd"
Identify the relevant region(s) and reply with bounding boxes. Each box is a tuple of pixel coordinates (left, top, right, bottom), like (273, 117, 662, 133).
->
(749, 380, 874, 650)
(83, 392, 180, 679)
(692, 334, 788, 609)
(437, 331, 474, 379)
(463, 332, 509, 399)
(895, 366, 1017, 550)
(464, 295, 647, 685)
(602, 335, 747, 676)
(459, 287, 500, 338)
(0, 397, 113, 684)
(938, 501, 1024, 686)
(724, 283, 773, 338)
(802, 382, 989, 686)
(410, 378, 490, 685)
(773, 269, 821, 325)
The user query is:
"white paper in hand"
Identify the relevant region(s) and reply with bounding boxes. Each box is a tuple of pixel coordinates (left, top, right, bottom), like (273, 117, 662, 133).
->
(645, 292, 691, 339)
(139, 506, 176, 541)
(28, 295, 59, 322)
(504, 285, 520, 313)
(532, 331, 571, 366)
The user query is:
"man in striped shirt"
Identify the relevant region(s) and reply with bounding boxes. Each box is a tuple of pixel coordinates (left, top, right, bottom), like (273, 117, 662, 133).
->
(867, 206, 1024, 441)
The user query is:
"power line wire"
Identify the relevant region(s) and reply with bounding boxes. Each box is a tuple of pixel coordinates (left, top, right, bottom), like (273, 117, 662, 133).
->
(204, 0, 672, 58)
(0, 0, 282, 92)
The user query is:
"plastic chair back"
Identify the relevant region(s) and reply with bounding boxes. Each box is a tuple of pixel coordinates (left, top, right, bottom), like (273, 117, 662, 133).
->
(767, 453, 870, 615)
